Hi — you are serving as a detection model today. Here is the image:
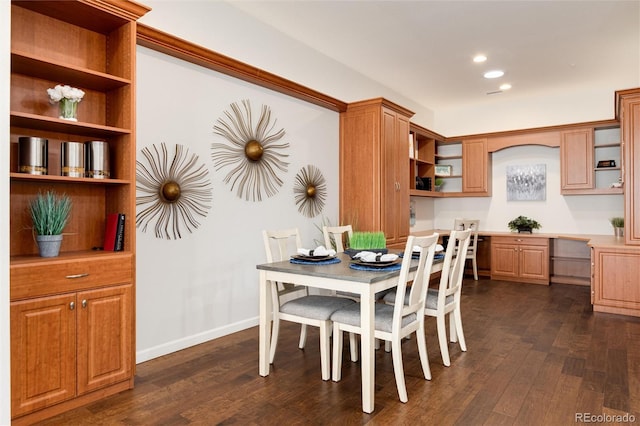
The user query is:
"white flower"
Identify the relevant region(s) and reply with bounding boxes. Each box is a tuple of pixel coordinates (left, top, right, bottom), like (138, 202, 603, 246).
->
(47, 84, 85, 103)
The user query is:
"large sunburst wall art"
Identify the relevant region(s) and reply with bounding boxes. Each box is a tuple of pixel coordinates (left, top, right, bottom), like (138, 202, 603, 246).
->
(294, 165, 327, 218)
(211, 100, 289, 201)
(136, 143, 213, 240)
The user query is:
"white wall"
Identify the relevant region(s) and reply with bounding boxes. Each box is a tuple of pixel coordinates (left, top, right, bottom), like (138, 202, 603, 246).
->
(135, 47, 340, 361)
(0, 1, 11, 423)
(138, 0, 436, 126)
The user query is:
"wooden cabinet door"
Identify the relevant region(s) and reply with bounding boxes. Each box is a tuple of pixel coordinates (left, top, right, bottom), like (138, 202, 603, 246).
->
(561, 128, 594, 191)
(11, 294, 76, 417)
(380, 107, 409, 246)
(491, 243, 519, 278)
(519, 245, 549, 281)
(77, 284, 133, 395)
(394, 112, 410, 245)
(593, 247, 640, 315)
(622, 94, 640, 245)
(462, 138, 489, 193)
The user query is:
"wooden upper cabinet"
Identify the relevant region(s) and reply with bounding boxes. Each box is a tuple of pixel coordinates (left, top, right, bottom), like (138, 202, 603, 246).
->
(619, 89, 640, 244)
(340, 98, 414, 247)
(561, 128, 594, 191)
(462, 138, 490, 194)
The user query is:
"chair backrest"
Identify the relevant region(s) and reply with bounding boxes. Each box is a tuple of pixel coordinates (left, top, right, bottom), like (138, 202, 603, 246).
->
(436, 229, 472, 309)
(262, 228, 306, 299)
(453, 219, 479, 256)
(390, 233, 439, 330)
(323, 225, 353, 253)
(263, 228, 302, 263)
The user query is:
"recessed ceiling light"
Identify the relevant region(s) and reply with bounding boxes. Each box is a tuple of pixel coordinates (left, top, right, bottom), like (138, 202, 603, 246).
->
(484, 70, 504, 79)
(500, 83, 512, 90)
(473, 55, 487, 63)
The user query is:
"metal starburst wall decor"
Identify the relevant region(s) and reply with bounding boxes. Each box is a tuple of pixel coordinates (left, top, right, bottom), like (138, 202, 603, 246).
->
(136, 143, 213, 240)
(212, 100, 289, 201)
(294, 165, 327, 218)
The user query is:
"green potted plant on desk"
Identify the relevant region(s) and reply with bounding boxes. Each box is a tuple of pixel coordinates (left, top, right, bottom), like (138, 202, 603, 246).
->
(507, 215, 541, 234)
(610, 217, 624, 237)
(29, 190, 72, 257)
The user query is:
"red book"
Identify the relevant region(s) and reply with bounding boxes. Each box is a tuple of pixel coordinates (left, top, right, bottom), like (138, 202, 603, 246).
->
(103, 213, 125, 251)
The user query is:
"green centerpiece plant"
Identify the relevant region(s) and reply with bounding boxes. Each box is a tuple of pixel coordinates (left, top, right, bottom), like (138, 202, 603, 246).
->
(349, 231, 386, 251)
(507, 215, 541, 233)
(29, 190, 72, 257)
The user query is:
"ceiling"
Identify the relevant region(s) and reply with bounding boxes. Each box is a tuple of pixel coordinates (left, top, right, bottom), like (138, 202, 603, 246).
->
(227, 1, 640, 111)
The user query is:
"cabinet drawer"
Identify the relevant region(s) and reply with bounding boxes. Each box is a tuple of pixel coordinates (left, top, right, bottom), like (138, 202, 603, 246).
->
(492, 236, 549, 247)
(10, 253, 133, 300)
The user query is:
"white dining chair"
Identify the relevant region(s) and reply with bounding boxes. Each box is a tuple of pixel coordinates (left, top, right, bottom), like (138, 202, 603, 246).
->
(453, 219, 479, 280)
(262, 228, 356, 380)
(331, 233, 439, 403)
(425, 229, 471, 366)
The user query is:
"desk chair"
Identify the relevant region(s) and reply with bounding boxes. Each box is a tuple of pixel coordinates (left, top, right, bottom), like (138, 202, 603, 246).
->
(331, 233, 439, 403)
(262, 228, 355, 380)
(454, 218, 480, 280)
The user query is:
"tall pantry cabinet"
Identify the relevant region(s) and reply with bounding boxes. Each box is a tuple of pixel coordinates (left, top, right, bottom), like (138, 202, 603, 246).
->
(340, 98, 414, 248)
(8, 1, 149, 423)
(618, 89, 640, 245)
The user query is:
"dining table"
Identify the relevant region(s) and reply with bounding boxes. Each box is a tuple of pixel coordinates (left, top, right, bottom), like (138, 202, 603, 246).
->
(256, 250, 444, 413)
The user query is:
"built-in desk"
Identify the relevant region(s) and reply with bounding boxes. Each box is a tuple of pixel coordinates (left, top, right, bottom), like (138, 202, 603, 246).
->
(414, 229, 640, 317)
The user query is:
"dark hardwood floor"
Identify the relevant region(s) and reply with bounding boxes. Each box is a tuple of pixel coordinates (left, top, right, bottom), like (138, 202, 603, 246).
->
(38, 279, 640, 425)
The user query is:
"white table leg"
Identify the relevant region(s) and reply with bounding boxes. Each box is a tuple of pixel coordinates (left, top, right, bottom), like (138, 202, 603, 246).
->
(259, 271, 272, 376)
(360, 288, 375, 413)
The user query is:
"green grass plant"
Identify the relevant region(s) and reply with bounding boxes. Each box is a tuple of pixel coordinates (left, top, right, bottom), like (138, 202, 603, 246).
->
(29, 190, 72, 235)
(610, 217, 624, 228)
(349, 231, 386, 249)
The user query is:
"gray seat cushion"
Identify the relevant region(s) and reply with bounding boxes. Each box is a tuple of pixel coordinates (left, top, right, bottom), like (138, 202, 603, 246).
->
(382, 288, 453, 310)
(280, 295, 355, 320)
(425, 288, 453, 310)
(330, 303, 417, 332)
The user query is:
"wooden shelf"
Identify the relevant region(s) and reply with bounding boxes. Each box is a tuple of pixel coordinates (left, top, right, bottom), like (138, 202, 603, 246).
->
(435, 154, 462, 160)
(9, 172, 129, 185)
(11, 52, 130, 90)
(10, 111, 130, 138)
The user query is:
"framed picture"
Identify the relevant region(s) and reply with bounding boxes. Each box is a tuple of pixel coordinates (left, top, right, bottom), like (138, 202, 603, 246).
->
(597, 159, 616, 168)
(435, 164, 452, 176)
(506, 164, 546, 201)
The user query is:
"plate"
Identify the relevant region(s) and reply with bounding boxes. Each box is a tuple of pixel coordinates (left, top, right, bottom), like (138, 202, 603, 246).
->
(291, 254, 336, 262)
(350, 258, 401, 268)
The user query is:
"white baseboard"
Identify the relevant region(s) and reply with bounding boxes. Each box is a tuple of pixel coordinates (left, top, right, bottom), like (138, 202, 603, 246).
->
(136, 317, 258, 364)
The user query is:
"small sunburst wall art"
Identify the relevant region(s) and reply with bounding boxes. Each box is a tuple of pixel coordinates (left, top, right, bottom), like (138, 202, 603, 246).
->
(294, 165, 327, 218)
(136, 142, 213, 240)
(211, 99, 289, 201)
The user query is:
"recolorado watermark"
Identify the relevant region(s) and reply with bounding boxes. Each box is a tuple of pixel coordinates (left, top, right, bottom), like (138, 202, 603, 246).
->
(576, 412, 636, 423)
